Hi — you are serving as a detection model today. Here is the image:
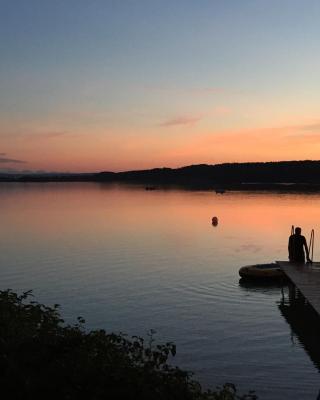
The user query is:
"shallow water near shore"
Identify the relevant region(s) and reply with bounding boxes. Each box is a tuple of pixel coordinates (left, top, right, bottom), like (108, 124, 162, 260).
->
(1, 183, 320, 399)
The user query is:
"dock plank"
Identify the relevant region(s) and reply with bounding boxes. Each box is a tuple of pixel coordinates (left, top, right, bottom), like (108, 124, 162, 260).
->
(277, 261, 320, 315)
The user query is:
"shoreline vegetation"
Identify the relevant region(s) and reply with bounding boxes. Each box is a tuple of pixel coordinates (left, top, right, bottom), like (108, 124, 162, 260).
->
(1, 290, 257, 399)
(2, 160, 320, 192)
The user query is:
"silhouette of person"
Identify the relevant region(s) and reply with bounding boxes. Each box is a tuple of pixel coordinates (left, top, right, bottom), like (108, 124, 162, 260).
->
(288, 227, 311, 263)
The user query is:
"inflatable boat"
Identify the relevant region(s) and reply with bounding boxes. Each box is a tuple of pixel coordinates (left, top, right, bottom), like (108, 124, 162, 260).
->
(239, 263, 285, 280)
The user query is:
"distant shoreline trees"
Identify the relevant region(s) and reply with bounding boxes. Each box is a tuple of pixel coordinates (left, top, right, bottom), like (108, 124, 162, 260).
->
(2, 160, 320, 189)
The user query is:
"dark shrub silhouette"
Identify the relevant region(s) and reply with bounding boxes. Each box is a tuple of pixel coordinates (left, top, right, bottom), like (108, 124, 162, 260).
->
(0, 290, 256, 399)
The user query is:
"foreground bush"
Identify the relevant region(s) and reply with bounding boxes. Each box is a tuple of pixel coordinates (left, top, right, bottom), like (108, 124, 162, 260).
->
(0, 290, 257, 400)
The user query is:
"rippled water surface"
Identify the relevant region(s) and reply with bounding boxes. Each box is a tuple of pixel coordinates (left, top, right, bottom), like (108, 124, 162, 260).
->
(1, 183, 320, 399)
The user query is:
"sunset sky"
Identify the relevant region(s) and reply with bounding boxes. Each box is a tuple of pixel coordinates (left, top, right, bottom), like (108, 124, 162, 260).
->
(1, 0, 320, 172)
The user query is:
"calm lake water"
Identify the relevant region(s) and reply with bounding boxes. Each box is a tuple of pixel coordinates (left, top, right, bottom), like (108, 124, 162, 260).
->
(1, 183, 320, 399)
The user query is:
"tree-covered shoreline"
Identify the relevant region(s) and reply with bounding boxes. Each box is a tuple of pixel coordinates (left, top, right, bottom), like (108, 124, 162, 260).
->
(2, 160, 320, 191)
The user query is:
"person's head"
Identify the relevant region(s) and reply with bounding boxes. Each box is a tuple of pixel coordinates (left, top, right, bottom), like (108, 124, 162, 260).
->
(295, 227, 302, 235)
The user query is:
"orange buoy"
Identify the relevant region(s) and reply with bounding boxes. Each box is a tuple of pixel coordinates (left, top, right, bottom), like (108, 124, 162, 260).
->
(212, 216, 218, 226)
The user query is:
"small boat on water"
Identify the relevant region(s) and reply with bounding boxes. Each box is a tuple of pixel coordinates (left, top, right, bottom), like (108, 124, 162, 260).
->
(145, 186, 157, 191)
(239, 263, 286, 280)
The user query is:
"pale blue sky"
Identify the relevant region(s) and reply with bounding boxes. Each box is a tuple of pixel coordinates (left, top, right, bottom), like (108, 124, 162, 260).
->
(1, 1, 320, 171)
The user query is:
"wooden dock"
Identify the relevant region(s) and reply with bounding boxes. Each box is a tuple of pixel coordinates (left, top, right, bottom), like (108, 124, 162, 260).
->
(277, 261, 320, 315)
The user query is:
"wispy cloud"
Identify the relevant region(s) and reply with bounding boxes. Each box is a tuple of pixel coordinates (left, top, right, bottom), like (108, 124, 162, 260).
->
(0, 168, 31, 174)
(44, 132, 67, 138)
(189, 87, 224, 94)
(282, 121, 320, 142)
(0, 156, 27, 164)
(296, 122, 320, 132)
(212, 106, 232, 116)
(158, 106, 232, 128)
(159, 115, 202, 127)
(0, 131, 70, 140)
(28, 131, 68, 139)
(158, 120, 320, 166)
(147, 85, 225, 95)
(286, 133, 320, 143)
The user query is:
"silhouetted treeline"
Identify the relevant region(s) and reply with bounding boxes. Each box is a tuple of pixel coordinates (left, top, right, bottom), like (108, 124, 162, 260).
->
(0, 173, 96, 182)
(2, 160, 320, 190)
(97, 161, 320, 186)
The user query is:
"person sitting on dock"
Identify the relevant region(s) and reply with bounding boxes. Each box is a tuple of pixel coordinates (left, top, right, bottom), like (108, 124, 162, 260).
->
(288, 227, 311, 264)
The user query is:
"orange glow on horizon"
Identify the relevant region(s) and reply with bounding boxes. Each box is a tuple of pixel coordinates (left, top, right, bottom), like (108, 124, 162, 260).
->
(2, 120, 320, 172)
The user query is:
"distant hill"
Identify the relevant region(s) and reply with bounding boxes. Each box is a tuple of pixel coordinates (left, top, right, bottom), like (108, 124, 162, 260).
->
(97, 160, 320, 187)
(3, 160, 320, 190)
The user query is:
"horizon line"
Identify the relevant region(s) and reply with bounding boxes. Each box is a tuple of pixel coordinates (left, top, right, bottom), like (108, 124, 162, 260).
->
(1, 159, 320, 175)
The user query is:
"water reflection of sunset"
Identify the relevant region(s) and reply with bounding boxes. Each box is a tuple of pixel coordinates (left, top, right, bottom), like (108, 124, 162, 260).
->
(1, 184, 320, 398)
(1, 184, 320, 261)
